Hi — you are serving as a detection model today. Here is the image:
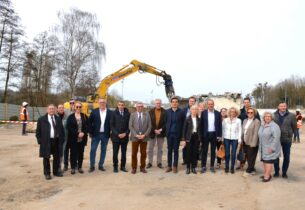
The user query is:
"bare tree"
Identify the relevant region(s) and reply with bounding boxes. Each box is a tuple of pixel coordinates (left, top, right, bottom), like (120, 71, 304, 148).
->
(0, 13, 24, 103)
(54, 8, 105, 98)
(20, 31, 59, 106)
(0, 0, 14, 56)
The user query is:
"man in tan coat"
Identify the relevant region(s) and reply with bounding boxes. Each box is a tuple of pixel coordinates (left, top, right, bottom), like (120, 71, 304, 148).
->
(129, 102, 151, 174)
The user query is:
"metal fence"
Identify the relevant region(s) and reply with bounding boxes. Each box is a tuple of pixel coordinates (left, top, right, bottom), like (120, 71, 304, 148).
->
(0, 103, 46, 121)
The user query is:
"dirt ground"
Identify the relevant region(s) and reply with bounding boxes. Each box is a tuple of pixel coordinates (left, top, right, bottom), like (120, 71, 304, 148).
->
(0, 125, 305, 210)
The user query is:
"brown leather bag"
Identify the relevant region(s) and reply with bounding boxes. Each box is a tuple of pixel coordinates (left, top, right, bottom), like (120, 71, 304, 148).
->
(217, 143, 225, 159)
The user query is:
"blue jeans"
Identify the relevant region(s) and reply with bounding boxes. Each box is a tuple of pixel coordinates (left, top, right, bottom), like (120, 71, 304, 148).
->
(90, 133, 109, 168)
(274, 141, 291, 174)
(167, 135, 180, 167)
(224, 139, 238, 170)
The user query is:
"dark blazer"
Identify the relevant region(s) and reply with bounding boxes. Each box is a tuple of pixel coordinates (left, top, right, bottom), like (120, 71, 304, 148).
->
(36, 114, 65, 158)
(165, 108, 185, 139)
(66, 113, 88, 146)
(182, 115, 201, 142)
(182, 106, 190, 118)
(200, 109, 222, 139)
(239, 107, 261, 123)
(110, 108, 130, 143)
(149, 107, 166, 138)
(88, 108, 112, 138)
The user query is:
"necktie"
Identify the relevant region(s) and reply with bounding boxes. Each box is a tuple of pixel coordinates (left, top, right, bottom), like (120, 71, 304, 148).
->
(51, 116, 57, 138)
(121, 111, 124, 117)
(138, 113, 143, 134)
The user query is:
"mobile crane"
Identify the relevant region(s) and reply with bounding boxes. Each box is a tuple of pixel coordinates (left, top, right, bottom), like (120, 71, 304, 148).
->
(64, 59, 175, 114)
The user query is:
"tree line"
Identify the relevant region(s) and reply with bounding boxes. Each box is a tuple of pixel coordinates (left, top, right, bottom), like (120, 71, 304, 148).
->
(0, 0, 105, 106)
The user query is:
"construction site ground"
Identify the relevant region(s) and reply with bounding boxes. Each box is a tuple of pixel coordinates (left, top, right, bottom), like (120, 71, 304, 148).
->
(0, 124, 305, 210)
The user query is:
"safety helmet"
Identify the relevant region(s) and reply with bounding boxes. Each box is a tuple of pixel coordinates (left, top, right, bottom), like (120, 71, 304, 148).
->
(22, 102, 28, 107)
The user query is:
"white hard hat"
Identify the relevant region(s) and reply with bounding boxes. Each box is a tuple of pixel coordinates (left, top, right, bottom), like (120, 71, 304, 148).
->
(296, 108, 301, 112)
(22, 102, 28, 106)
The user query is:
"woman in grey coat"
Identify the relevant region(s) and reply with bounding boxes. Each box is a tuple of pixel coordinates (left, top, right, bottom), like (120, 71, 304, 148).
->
(258, 112, 281, 182)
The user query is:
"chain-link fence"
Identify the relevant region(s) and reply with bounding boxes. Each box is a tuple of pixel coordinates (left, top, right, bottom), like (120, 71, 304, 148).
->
(0, 103, 46, 121)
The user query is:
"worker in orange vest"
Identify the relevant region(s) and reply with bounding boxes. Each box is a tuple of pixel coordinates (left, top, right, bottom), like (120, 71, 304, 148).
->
(294, 109, 303, 143)
(20, 102, 29, 136)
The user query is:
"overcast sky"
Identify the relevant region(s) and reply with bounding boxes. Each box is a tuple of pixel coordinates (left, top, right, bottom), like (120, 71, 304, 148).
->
(12, 0, 305, 103)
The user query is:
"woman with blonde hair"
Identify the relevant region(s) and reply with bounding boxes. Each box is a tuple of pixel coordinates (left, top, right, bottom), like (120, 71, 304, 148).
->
(258, 112, 281, 182)
(222, 107, 242, 174)
(242, 107, 261, 177)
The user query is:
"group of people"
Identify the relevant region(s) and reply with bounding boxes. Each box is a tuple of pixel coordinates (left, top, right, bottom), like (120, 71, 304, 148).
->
(35, 96, 299, 183)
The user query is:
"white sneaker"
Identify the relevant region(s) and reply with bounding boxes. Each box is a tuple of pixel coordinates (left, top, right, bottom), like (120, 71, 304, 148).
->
(251, 171, 256, 175)
(243, 172, 252, 177)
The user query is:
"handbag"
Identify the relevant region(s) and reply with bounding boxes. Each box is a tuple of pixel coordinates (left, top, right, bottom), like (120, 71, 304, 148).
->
(217, 143, 225, 159)
(237, 144, 246, 162)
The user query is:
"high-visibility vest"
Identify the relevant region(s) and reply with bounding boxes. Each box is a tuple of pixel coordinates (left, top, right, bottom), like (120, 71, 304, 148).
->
(20, 107, 28, 121)
(297, 120, 302, 129)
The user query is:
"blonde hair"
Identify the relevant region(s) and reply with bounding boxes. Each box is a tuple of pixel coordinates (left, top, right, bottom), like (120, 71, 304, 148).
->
(247, 107, 257, 116)
(190, 104, 199, 111)
(228, 107, 239, 118)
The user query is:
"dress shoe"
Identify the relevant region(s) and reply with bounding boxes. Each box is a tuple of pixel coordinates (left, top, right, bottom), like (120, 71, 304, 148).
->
(88, 167, 95, 173)
(71, 169, 76, 175)
(114, 168, 119, 173)
(45, 174, 52, 180)
(140, 168, 147, 173)
(186, 168, 190, 175)
(98, 166, 106, 171)
(282, 173, 288, 179)
(146, 163, 152, 169)
(54, 172, 63, 177)
(262, 176, 272, 182)
(120, 167, 128, 172)
(165, 167, 172, 173)
(273, 173, 279, 178)
(157, 163, 163, 169)
(225, 168, 229, 173)
(201, 167, 207, 174)
(131, 168, 136, 174)
(230, 169, 235, 174)
(210, 167, 216, 173)
(173, 167, 178, 173)
(191, 168, 197, 174)
(78, 168, 84, 174)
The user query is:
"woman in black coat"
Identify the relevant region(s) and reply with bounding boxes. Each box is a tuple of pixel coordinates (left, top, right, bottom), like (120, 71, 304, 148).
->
(182, 105, 201, 174)
(66, 102, 88, 174)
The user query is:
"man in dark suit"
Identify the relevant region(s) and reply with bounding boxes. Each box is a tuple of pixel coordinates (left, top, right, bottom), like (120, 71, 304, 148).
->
(182, 96, 196, 165)
(110, 101, 130, 173)
(200, 99, 222, 173)
(239, 97, 260, 123)
(88, 98, 112, 172)
(165, 97, 185, 173)
(36, 104, 65, 180)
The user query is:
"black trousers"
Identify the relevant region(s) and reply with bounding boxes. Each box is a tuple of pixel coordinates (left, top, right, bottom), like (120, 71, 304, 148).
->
(216, 140, 222, 164)
(43, 138, 60, 175)
(186, 133, 199, 169)
(113, 141, 128, 169)
(64, 141, 71, 168)
(201, 132, 217, 168)
(70, 141, 85, 169)
(22, 122, 27, 135)
(244, 145, 258, 173)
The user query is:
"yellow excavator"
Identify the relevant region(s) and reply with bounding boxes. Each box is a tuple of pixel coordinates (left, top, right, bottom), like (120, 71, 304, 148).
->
(64, 59, 175, 115)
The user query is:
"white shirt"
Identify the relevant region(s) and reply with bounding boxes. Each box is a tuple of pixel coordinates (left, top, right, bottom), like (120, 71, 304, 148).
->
(48, 114, 55, 138)
(222, 117, 242, 143)
(192, 117, 197, 133)
(137, 112, 142, 119)
(99, 109, 107, 132)
(208, 110, 215, 132)
(244, 118, 253, 135)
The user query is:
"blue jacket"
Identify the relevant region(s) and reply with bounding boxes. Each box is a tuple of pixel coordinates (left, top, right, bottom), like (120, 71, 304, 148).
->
(200, 109, 222, 139)
(165, 108, 185, 139)
(88, 108, 112, 138)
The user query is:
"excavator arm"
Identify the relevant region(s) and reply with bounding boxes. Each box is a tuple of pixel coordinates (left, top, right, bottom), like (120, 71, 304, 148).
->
(90, 59, 175, 103)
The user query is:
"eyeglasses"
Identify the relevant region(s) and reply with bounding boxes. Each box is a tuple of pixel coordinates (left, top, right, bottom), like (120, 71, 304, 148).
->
(76, 106, 82, 109)
(247, 112, 254, 114)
